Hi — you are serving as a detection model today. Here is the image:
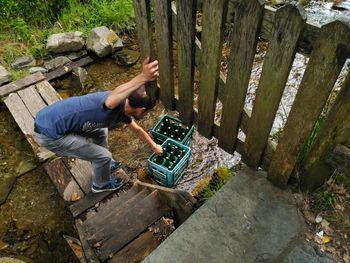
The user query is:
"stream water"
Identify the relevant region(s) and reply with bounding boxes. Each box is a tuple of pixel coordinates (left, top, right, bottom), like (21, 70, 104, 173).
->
(1, 1, 350, 261)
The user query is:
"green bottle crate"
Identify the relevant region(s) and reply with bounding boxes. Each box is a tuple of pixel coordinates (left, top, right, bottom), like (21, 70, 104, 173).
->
(147, 138, 191, 187)
(151, 114, 194, 146)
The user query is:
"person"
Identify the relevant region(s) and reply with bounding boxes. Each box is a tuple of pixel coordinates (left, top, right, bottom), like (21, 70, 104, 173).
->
(34, 57, 163, 193)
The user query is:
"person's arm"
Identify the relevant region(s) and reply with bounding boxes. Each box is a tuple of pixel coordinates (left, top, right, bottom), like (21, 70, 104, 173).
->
(105, 57, 159, 109)
(127, 119, 163, 155)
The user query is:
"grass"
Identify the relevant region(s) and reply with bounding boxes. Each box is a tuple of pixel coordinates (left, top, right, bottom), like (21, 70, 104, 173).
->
(0, 0, 135, 81)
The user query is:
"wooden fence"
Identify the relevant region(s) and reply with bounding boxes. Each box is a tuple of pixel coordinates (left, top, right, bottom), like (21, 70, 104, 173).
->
(132, 0, 350, 190)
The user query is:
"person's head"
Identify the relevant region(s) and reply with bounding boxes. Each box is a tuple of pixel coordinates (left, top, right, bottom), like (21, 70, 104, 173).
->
(125, 85, 155, 119)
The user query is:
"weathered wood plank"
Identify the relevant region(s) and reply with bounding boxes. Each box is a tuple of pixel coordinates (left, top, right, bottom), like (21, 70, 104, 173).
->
(133, 0, 158, 103)
(88, 190, 165, 261)
(326, 145, 350, 174)
(17, 85, 47, 117)
(218, 0, 264, 153)
(0, 72, 45, 97)
(197, 0, 228, 138)
(45, 56, 94, 82)
(243, 4, 306, 168)
(36, 80, 61, 105)
(84, 188, 149, 235)
(110, 230, 160, 263)
(268, 21, 350, 186)
(44, 158, 84, 202)
(75, 219, 100, 263)
(63, 158, 93, 195)
(176, 0, 196, 125)
(153, 0, 174, 109)
(301, 69, 350, 190)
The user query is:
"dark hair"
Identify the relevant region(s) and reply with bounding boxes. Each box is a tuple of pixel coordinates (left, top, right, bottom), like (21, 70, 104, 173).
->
(128, 86, 155, 110)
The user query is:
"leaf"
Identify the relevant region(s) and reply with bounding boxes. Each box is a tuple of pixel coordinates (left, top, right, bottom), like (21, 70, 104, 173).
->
(322, 235, 331, 244)
(335, 203, 345, 211)
(71, 192, 81, 202)
(64, 66, 69, 72)
(321, 220, 334, 236)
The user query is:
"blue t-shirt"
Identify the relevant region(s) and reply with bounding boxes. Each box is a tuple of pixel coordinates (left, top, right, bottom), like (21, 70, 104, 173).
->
(35, 91, 132, 139)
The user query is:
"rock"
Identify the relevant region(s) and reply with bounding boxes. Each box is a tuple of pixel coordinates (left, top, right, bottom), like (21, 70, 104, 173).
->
(0, 258, 26, 263)
(0, 173, 16, 205)
(11, 56, 36, 69)
(70, 67, 94, 90)
(0, 65, 11, 86)
(86, 26, 123, 58)
(113, 49, 140, 67)
(44, 56, 71, 71)
(46, 32, 85, 54)
(67, 50, 88, 61)
(29, 67, 48, 74)
(16, 160, 37, 177)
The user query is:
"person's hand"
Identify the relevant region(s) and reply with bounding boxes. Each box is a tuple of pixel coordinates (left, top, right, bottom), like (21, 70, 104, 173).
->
(141, 57, 159, 82)
(152, 144, 163, 155)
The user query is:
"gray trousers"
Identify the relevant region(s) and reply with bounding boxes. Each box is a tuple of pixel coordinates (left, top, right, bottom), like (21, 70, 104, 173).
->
(35, 128, 112, 187)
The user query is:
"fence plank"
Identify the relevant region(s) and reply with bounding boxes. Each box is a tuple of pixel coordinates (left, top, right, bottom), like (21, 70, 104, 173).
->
(243, 4, 306, 168)
(301, 69, 350, 190)
(153, 0, 174, 110)
(218, 0, 264, 153)
(197, 0, 228, 138)
(0, 72, 45, 97)
(133, 0, 157, 103)
(18, 85, 47, 117)
(36, 80, 61, 105)
(176, 0, 197, 125)
(268, 21, 350, 186)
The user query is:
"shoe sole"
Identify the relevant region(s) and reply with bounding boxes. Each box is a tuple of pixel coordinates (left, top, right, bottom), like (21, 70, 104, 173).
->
(91, 182, 124, 193)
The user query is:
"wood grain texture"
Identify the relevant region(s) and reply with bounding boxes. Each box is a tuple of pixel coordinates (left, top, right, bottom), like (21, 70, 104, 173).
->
(243, 4, 306, 168)
(133, 0, 158, 102)
(110, 230, 160, 263)
(301, 69, 350, 190)
(176, 0, 196, 125)
(197, 0, 228, 138)
(63, 158, 93, 195)
(268, 21, 350, 186)
(0, 72, 45, 97)
(75, 219, 100, 263)
(44, 158, 84, 202)
(153, 0, 174, 109)
(36, 80, 61, 105)
(218, 0, 264, 153)
(88, 190, 165, 261)
(18, 85, 47, 117)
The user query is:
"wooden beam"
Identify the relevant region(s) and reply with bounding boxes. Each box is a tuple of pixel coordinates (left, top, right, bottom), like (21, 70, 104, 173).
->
(36, 80, 61, 105)
(243, 4, 306, 168)
(0, 72, 45, 97)
(153, 0, 175, 109)
(17, 85, 47, 117)
(197, 0, 228, 138)
(218, 0, 264, 153)
(133, 0, 158, 103)
(176, 0, 197, 125)
(268, 21, 350, 186)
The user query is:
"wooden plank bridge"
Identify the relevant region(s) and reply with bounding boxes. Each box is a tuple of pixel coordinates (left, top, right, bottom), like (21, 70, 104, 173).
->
(1, 67, 195, 262)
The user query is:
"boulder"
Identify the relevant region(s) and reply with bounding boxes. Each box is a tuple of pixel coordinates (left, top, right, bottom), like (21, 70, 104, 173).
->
(0, 173, 16, 205)
(113, 49, 140, 67)
(11, 56, 36, 69)
(0, 65, 11, 86)
(86, 26, 123, 58)
(29, 67, 48, 74)
(46, 32, 85, 54)
(67, 50, 88, 61)
(44, 56, 71, 71)
(70, 67, 94, 90)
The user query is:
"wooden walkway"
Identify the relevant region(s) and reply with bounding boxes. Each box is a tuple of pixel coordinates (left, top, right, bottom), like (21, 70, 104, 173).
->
(1, 71, 196, 262)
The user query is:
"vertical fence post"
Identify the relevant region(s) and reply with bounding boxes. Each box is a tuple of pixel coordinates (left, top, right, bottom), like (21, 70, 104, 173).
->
(153, 0, 175, 110)
(176, 0, 197, 125)
(242, 4, 306, 168)
(197, 0, 228, 138)
(218, 0, 264, 153)
(133, 0, 157, 103)
(268, 21, 350, 186)
(301, 70, 350, 191)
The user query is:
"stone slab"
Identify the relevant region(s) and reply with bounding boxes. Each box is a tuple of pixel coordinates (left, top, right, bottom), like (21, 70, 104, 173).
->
(143, 166, 335, 263)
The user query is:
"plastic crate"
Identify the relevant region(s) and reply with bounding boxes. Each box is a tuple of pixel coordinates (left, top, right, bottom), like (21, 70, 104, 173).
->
(151, 115, 194, 146)
(148, 138, 191, 187)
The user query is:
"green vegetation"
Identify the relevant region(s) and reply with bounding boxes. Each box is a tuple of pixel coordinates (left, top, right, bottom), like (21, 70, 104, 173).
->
(0, 0, 135, 80)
